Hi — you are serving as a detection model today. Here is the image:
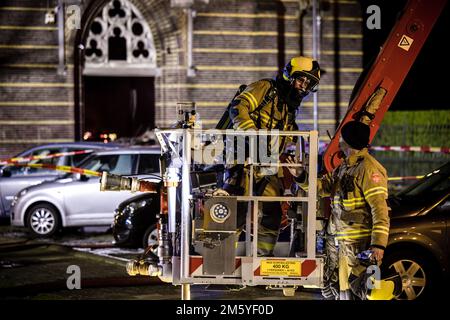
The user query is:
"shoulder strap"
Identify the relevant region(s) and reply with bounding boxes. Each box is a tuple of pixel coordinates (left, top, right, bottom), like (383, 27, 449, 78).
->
(249, 78, 277, 115)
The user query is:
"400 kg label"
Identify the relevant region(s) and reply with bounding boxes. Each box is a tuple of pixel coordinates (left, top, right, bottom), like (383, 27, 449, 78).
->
(260, 260, 301, 276)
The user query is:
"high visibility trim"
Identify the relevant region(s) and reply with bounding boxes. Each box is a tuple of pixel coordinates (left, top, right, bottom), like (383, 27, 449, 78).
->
(257, 241, 276, 250)
(341, 197, 364, 203)
(373, 225, 389, 231)
(240, 91, 258, 111)
(336, 233, 371, 240)
(332, 201, 366, 208)
(332, 199, 366, 206)
(246, 92, 258, 110)
(366, 190, 388, 199)
(364, 186, 387, 196)
(341, 203, 366, 207)
(336, 229, 371, 235)
(332, 196, 366, 208)
(259, 117, 270, 127)
(239, 92, 253, 111)
(238, 119, 256, 130)
(259, 112, 275, 126)
(372, 230, 389, 236)
(342, 200, 366, 205)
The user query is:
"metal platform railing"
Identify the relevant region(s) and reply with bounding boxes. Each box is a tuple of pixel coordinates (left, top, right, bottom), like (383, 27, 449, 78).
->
(154, 128, 323, 291)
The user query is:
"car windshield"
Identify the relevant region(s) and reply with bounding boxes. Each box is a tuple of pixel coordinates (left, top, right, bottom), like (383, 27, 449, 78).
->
(79, 154, 134, 175)
(2, 147, 62, 176)
(396, 162, 450, 199)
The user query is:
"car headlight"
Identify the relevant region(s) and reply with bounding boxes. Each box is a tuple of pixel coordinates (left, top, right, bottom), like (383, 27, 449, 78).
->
(137, 200, 147, 208)
(123, 200, 148, 216)
(123, 202, 137, 216)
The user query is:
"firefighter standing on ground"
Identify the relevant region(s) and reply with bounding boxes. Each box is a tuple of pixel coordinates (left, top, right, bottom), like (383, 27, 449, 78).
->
(287, 121, 390, 299)
(222, 56, 321, 256)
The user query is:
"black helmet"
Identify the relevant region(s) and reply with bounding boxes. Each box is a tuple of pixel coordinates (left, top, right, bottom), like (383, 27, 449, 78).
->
(341, 121, 370, 150)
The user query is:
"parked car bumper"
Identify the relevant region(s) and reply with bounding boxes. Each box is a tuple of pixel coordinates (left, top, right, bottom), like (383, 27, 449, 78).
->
(112, 193, 159, 247)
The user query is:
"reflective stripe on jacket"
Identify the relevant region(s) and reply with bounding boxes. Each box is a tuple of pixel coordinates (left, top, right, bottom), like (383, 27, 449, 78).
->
(230, 80, 292, 132)
(224, 79, 297, 189)
(299, 148, 390, 248)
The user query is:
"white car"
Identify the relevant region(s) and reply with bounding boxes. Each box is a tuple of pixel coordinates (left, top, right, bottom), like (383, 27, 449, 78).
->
(10, 146, 160, 237)
(0, 142, 118, 218)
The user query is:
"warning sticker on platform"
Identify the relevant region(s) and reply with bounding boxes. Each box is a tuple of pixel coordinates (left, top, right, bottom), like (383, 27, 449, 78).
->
(260, 260, 301, 277)
(398, 35, 414, 51)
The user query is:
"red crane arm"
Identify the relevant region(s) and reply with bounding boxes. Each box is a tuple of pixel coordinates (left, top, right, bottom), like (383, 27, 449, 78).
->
(323, 0, 447, 173)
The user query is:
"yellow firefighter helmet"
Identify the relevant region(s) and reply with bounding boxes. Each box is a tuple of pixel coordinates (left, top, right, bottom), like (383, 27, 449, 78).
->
(282, 56, 321, 92)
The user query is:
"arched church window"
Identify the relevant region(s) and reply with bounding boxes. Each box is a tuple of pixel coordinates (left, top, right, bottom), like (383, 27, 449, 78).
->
(83, 0, 158, 76)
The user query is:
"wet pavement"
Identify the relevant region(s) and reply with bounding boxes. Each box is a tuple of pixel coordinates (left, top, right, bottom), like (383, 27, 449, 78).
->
(0, 224, 322, 300)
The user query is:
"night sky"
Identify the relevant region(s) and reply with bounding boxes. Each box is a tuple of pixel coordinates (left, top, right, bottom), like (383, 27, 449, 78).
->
(360, 0, 449, 111)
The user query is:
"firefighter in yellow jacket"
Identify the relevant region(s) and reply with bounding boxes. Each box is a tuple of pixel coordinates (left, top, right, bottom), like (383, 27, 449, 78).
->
(287, 121, 390, 299)
(222, 56, 321, 256)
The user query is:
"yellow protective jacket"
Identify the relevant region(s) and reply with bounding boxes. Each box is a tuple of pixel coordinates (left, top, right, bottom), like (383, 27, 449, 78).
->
(299, 148, 390, 248)
(230, 79, 294, 132)
(224, 79, 296, 192)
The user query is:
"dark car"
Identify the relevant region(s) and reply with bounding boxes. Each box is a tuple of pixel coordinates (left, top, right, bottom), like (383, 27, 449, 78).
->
(382, 161, 450, 300)
(112, 192, 160, 250)
(112, 169, 218, 249)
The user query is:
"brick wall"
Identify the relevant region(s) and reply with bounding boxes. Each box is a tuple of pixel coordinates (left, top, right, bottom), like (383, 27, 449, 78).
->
(187, 0, 362, 136)
(0, 0, 73, 157)
(0, 0, 362, 158)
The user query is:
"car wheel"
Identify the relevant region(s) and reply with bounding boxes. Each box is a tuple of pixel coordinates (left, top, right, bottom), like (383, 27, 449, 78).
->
(27, 203, 61, 237)
(382, 250, 436, 300)
(142, 223, 158, 255)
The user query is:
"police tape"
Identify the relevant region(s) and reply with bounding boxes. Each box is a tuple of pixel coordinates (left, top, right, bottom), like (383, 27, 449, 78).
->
(0, 149, 94, 166)
(370, 146, 449, 153)
(13, 163, 427, 182)
(3, 152, 427, 182)
(13, 163, 102, 177)
(319, 143, 449, 154)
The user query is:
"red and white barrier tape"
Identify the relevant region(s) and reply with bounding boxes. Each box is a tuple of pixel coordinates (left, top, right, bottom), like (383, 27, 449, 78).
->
(0, 149, 94, 166)
(319, 142, 449, 154)
(4, 162, 430, 182)
(13, 163, 102, 177)
(371, 146, 450, 154)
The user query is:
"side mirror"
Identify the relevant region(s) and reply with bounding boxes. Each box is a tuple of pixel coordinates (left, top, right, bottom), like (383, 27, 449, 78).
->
(1, 168, 12, 178)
